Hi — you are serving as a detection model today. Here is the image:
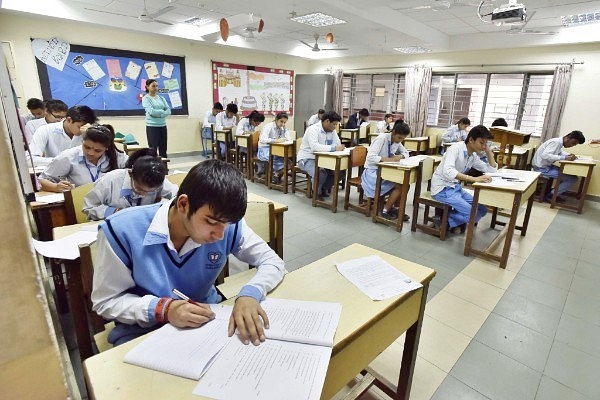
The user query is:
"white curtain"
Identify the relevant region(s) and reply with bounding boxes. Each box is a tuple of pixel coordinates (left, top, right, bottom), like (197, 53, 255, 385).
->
(404, 65, 432, 137)
(332, 69, 344, 117)
(540, 64, 573, 142)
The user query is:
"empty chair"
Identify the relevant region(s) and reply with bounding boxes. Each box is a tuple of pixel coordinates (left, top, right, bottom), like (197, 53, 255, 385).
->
(344, 146, 372, 216)
(291, 138, 312, 198)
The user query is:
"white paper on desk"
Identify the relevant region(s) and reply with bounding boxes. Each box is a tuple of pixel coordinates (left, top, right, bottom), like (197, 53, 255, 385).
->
(485, 172, 519, 179)
(485, 177, 516, 186)
(193, 338, 331, 400)
(336, 255, 422, 301)
(34, 193, 65, 203)
(31, 230, 97, 259)
(123, 305, 233, 380)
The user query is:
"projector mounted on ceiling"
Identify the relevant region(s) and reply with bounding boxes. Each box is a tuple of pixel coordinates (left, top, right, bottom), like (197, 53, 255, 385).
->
(491, 1, 526, 25)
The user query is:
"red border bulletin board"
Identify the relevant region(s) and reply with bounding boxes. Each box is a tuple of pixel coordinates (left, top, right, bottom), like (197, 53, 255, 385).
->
(212, 61, 294, 116)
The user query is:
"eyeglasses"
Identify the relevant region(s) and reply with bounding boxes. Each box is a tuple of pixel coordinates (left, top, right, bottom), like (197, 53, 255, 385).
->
(51, 113, 66, 119)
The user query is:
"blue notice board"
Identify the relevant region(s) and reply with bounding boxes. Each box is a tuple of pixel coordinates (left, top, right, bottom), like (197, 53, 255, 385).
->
(36, 44, 188, 116)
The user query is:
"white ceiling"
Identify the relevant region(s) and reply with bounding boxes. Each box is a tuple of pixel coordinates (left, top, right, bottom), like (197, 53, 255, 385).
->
(3, 0, 600, 59)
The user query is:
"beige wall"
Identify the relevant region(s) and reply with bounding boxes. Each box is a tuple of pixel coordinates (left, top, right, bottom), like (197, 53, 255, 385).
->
(0, 13, 310, 154)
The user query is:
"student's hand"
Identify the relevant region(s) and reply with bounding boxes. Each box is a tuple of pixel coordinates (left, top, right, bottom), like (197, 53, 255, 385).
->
(474, 175, 492, 183)
(229, 296, 269, 346)
(56, 181, 74, 192)
(566, 154, 577, 161)
(391, 154, 403, 162)
(274, 138, 286, 143)
(167, 300, 215, 328)
(335, 144, 346, 151)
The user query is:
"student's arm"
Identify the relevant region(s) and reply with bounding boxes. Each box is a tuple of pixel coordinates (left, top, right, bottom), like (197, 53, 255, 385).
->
(396, 143, 410, 159)
(306, 131, 336, 153)
(366, 137, 386, 164)
(345, 115, 358, 129)
(142, 96, 163, 118)
(162, 96, 171, 116)
(258, 124, 271, 145)
(161, 179, 178, 199)
(82, 179, 113, 220)
(441, 126, 456, 144)
(540, 141, 567, 163)
(202, 111, 212, 127)
(38, 156, 73, 192)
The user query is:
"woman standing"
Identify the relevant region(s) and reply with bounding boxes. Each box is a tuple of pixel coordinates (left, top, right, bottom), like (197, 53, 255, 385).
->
(142, 79, 171, 158)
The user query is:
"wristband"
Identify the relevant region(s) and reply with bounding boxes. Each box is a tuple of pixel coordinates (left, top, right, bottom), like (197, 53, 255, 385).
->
(155, 297, 174, 323)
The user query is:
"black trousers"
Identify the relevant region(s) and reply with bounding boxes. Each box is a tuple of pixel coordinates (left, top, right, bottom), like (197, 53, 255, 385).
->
(146, 125, 168, 158)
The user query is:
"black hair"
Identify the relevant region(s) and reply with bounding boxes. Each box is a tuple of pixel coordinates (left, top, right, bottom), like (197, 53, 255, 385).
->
(45, 99, 68, 114)
(226, 103, 238, 114)
(247, 110, 265, 123)
(125, 147, 158, 168)
(491, 118, 508, 127)
(393, 118, 405, 127)
(392, 121, 411, 136)
(384, 113, 393, 119)
(213, 102, 224, 110)
(131, 156, 166, 188)
(83, 124, 120, 171)
(565, 130, 585, 144)
(176, 159, 247, 222)
(359, 108, 370, 117)
(317, 109, 325, 114)
(322, 111, 342, 123)
(67, 105, 98, 124)
(145, 79, 157, 93)
(275, 112, 288, 121)
(26, 98, 43, 110)
(466, 125, 492, 142)
(457, 117, 471, 126)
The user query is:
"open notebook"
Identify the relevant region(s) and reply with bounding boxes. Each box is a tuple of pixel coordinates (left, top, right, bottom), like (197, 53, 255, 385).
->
(124, 298, 342, 400)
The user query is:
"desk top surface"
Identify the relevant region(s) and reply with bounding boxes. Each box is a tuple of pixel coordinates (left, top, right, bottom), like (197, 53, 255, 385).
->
(83, 243, 435, 400)
(560, 157, 597, 166)
(403, 136, 429, 142)
(493, 146, 529, 155)
(473, 169, 540, 192)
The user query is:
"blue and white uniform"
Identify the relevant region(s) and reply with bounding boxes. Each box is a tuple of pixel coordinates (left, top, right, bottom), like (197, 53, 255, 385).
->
(29, 121, 82, 166)
(91, 201, 286, 345)
(361, 132, 410, 198)
(442, 124, 468, 144)
(431, 141, 497, 229)
(82, 169, 178, 220)
(307, 113, 321, 127)
(215, 111, 237, 156)
(258, 121, 291, 171)
(532, 137, 577, 197)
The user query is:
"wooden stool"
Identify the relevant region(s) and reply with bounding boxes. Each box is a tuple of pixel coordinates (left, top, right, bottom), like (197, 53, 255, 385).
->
(411, 192, 451, 240)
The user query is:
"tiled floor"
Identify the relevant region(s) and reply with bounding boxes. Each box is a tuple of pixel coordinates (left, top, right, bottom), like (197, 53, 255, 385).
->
(69, 154, 600, 399)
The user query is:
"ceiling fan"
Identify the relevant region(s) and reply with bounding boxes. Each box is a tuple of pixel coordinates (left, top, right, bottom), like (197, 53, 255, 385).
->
(300, 34, 348, 52)
(505, 11, 557, 35)
(84, 0, 175, 25)
(231, 13, 265, 41)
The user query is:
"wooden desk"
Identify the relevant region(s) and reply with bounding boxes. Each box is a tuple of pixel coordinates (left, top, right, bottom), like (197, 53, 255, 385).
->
(83, 243, 435, 400)
(215, 129, 233, 162)
(247, 193, 287, 258)
(267, 141, 295, 194)
(340, 128, 359, 146)
(464, 169, 540, 269)
(488, 127, 531, 168)
(551, 157, 597, 214)
(492, 146, 529, 170)
(402, 137, 429, 155)
(372, 160, 422, 232)
(313, 151, 350, 213)
(234, 133, 253, 179)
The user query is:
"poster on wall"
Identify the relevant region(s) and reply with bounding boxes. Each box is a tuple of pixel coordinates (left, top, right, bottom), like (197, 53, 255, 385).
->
(34, 39, 188, 116)
(212, 61, 293, 116)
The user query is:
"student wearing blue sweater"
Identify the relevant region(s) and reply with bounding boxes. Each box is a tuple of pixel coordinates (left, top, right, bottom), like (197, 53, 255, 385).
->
(142, 79, 171, 158)
(92, 160, 286, 346)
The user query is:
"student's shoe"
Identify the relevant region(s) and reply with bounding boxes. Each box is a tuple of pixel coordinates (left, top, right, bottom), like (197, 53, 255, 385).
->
(403, 214, 410, 222)
(555, 195, 566, 203)
(430, 215, 442, 228)
(271, 176, 281, 185)
(320, 190, 330, 198)
(380, 210, 397, 220)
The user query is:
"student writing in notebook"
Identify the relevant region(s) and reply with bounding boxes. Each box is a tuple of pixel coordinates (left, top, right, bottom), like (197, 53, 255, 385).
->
(91, 160, 287, 346)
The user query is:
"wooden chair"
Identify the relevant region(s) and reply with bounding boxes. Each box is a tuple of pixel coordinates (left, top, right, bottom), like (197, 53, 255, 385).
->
(214, 201, 276, 286)
(250, 131, 268, 185)
(122, 143, 144, 156)
(166, 172, 187, 187)
(411, 157, 452, 240)
(64, 182, 95, 225)
(344, 146, 372, 216)
(291, 138, 313, 198)
(528, 146, 554, 202)
(63, 241, 114, 362)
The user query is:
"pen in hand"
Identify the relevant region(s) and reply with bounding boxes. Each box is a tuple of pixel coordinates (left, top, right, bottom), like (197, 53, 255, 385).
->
(172, 288, 204, 307)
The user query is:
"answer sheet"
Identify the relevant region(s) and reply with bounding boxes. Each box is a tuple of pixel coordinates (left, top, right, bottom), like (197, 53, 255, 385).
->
(336, 255, 422, 300)
(31, 230, 97, 259)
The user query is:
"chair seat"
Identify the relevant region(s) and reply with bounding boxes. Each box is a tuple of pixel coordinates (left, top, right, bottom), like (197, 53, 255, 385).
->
(291, 165, 312, 198)
(411, 190, 451, 240)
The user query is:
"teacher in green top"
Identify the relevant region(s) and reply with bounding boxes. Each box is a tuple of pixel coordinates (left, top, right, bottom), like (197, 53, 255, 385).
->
(142, 79, 171, 158)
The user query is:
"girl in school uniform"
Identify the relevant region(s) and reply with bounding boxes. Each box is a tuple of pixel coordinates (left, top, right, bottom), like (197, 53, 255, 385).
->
(236, 110, 266, 155)
(39, 124, 128, 192)
(257, 112, 292, 182)
(361, 122, 411, 221)
(441, 117, 470, 149)
(82, 150, 177, 220)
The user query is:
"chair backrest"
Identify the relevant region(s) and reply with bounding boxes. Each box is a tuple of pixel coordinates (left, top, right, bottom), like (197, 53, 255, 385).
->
(166, 173, 187, 186)
(64, 182, 95, 224)
(244, 201, 275, 249)
(420, 156, 435, 184)
(359, 124, 368, 139)
(251, 130, 260, 149)
(295, 137, 303, 155)
(350, 145, 367, 168)
(287, 130, 297, 140)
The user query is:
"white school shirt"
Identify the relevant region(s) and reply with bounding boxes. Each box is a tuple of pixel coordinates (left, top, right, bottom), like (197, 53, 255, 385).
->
(29, 121, 82, 166)
(202, 110, 217, 129)
(24, 117, 48, 145)
(215, 111, 236, 129)
(307, 113, 321, 126)
(296, 122, 342, 162)
(365, 132, 410, 169)
(376, 120, 392, 133)
(441, 124, 468, 144)
(532, 137, 568, 169)
(40, 146, 128, 187)
(258, 121, 291, 149)
(83, 169, 178, 221)
(236, 117, 256, 134)
(430, 141, 497, 196)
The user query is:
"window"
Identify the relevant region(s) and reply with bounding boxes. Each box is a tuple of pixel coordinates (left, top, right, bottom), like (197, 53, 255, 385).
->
(427, 72, 553, 136)
(342, 73, 405, 123)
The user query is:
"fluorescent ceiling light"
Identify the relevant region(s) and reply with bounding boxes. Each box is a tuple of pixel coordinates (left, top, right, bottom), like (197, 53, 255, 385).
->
(183, 16, 212, 26)
(561, 12, 600, 26)
(290, 12, 346, 27)
(393, 46, 431, 54)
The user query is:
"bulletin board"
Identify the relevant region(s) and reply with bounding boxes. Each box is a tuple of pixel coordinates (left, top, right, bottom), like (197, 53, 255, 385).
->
(212, 61, 293, 116)
(35, 40, 188, 116)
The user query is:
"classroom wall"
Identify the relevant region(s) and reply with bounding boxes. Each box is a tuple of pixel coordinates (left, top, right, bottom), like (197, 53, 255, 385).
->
(310, 45, 600, 198)
(0, 12, 311, 155)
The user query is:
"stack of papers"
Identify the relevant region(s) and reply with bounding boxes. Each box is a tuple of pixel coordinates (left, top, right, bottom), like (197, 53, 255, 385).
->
(31, 227, 98, 259)
(34, 193, 65, 203)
